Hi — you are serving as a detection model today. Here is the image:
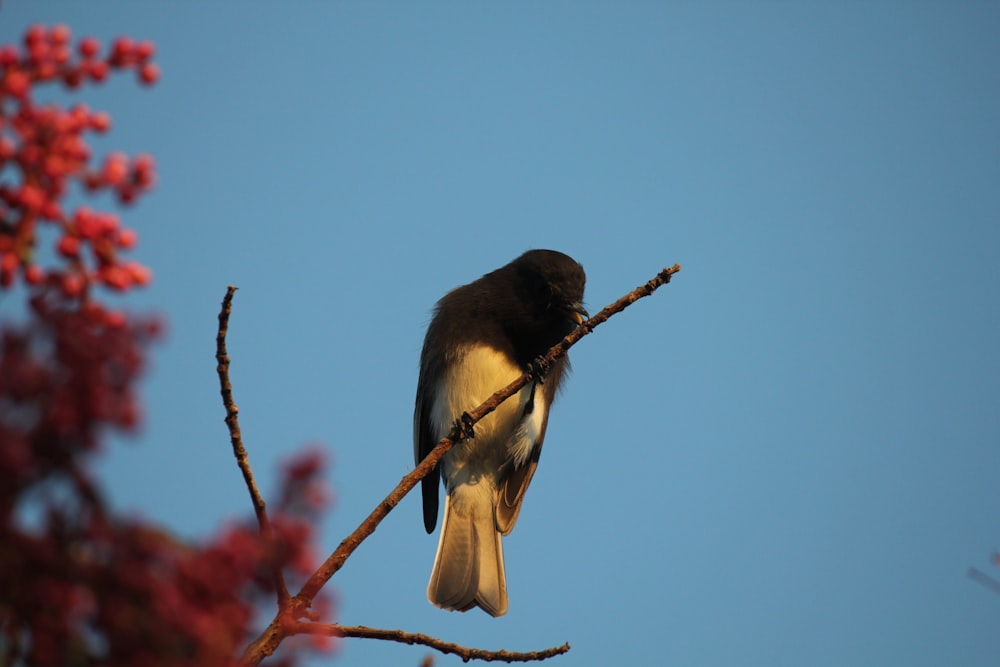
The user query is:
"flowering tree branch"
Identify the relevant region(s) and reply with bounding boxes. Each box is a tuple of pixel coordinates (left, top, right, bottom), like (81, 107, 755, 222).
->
(1, 24, 333, 667)
(235, 263, 682, 664)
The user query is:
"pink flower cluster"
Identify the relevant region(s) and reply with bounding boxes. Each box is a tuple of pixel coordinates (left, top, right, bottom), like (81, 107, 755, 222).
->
(0, 24, 156, 297)
(1, 25, 334, 666)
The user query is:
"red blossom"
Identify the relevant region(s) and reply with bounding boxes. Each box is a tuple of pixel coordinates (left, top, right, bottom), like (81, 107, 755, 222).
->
(77, 36, 101, 59)
(56, 234, 80, 258)
(25, 263, 45, 284)
(1, 22, 335, 667)
(0, 23, 157, 298)
(89, 109, 110, 131)
(116, 227, 137, 249)
(138, 62, 160, 86)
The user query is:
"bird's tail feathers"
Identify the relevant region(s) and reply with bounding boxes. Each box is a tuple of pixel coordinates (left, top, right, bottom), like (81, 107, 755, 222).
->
(426, 493, 508, 617)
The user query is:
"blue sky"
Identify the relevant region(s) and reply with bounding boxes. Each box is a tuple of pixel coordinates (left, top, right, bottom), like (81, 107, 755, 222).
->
(2, 2, 998, 665)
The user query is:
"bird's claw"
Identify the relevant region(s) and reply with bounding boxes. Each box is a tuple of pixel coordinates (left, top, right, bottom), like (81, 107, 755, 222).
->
(526, 356, 550, 384)
(456, 412, 476, 440)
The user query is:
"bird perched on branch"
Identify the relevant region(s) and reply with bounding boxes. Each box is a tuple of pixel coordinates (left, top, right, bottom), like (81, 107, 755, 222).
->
(414, 249, 587, 616)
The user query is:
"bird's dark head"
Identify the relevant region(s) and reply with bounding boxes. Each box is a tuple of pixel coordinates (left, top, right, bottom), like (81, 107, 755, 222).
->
(506, 249, 587, 356)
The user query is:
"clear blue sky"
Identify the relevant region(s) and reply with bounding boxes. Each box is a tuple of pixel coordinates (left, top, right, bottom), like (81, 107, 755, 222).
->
(3, 3, 998, 665)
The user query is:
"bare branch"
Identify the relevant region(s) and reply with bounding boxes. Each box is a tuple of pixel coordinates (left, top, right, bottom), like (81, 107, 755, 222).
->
(216, 285, 290, 605)
(289, 622, 570, 663)
(968, 566, 1000, 595)
(239, 263, 682, 664)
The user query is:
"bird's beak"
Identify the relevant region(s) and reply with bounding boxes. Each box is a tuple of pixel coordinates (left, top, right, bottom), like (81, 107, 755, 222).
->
(568, 303, 589, 326)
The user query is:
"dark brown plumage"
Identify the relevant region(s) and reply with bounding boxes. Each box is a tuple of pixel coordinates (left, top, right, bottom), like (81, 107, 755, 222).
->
(413, 249, 586, 616)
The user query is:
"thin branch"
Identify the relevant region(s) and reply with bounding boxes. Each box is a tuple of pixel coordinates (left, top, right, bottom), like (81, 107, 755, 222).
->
(216, 285, 290, 605)
(289, 622, 570, 663)
(968, 567, 1000, 595)
(240, 263, 682, 665)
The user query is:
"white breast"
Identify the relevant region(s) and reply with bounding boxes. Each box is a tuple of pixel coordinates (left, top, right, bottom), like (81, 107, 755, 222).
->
(431, 344, 541, 492)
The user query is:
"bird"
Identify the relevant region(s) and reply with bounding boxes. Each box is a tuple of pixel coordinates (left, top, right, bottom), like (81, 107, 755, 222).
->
(413, 249, 587, 616)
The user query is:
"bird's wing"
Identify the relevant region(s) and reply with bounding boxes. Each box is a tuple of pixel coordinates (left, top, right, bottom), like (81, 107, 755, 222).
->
(496, 455, 541, 536)
(414, 368, 441, 534)
(495, 366, 563, 535)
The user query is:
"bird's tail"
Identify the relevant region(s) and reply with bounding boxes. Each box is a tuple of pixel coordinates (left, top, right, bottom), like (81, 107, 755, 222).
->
(426, 493, 508, 616)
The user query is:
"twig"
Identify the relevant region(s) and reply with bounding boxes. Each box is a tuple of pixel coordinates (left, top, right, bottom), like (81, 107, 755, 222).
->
(240, 263, 682, 664)
(968, 567, 1000, 595)
(289, 622, 570, 663)
(216, 285, 290, 605)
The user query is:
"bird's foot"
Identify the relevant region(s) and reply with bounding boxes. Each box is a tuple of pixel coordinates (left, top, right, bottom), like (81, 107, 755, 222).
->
(455, 412, 476, 440)
(526, 356, 551, 384)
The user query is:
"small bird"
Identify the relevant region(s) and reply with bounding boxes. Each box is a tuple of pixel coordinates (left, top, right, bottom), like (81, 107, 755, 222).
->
(414, 249, 587, 616)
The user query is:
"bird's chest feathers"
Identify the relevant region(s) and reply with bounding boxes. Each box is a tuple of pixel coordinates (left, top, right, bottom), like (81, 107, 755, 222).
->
(431, 344, 545, 485)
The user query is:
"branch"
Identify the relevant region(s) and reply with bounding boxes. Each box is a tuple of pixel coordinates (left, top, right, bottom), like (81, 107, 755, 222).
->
(216, 285, 290, 605)
(289, 622, 570, 663)
(239, 263, 682, 664)
(968, 566, 1000, 595)
(297, 263, 681, 602)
